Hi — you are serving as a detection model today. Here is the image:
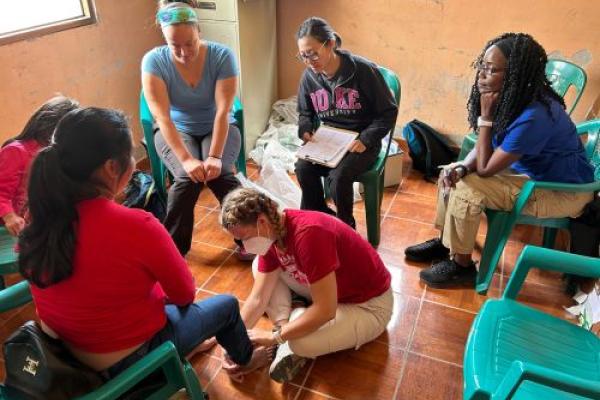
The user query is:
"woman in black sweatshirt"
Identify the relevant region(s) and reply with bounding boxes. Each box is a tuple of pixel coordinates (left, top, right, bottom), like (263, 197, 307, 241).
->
(295, 17, 398, 229)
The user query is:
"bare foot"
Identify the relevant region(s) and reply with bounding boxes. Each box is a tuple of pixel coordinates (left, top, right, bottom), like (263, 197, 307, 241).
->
(186, 337, 217, 360)
(223, 346, 276, 381)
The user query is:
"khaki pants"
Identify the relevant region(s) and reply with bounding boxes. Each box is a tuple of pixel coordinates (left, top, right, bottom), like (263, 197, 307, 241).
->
(435, 171, 593, 254)
(252, 259, 393, 358)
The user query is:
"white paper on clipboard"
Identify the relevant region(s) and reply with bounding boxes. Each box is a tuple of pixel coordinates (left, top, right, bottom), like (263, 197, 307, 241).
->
(295, 125, 358, 168)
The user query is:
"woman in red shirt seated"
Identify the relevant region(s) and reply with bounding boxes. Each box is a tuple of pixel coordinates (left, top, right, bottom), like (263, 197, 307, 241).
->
(0, 95, 78, 236)
(220, 188, 393, 383)
(18, 107, 270, 379)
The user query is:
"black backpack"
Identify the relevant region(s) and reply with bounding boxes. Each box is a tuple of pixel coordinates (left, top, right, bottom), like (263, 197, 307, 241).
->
(402, 119, 458, 181)
(123, 171, 167, 222)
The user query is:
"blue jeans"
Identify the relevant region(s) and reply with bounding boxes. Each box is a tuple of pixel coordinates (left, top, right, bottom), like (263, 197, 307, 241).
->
(105, 294, 252, 379)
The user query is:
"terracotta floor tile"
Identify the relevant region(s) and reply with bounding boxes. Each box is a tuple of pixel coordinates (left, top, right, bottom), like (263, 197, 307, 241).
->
(193, 212, 237, 250)
(303, 341, 404, 400)
(423, 273, 502, 314)
(395, 354, 462, 400)
(376, 292, 420, 349)
(515, 280, 578, 320)
(399, 172, 438, 199)
(354, 187, 398, 214)
(205, 365, 302, 400)
(186, 242, 233, 287)
(378, 216, 439, 253)
(202, 256, 254, 301)
(193, 205, 214, 225)
(386, 192, 437, 224)
(502, 241, 565, 289)
(378, 247, 426, 298)
(410, 302, 475, 365)
(294, 389, 342, 399)
(197, 187, 220, 209)
(189, 353, 222, 388)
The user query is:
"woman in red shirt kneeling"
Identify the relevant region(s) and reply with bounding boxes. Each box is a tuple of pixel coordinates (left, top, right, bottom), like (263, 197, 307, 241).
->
(221, 188, 394, 383)
(17, 107, 270, 380)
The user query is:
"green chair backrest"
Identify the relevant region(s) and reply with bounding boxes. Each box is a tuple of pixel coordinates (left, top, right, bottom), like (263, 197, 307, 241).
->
(576, 118, 600, 180)
(372, 66, 401, 172)
(545, 59, 587, 115)
(377, 66, 401, 104)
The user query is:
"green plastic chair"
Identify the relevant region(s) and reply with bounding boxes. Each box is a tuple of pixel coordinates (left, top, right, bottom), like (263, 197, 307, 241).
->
(0, 281, 207, 400)
(464, 245, 600, 400)
(358, 66, 401, 247)
(140, 90, 247, 200)
(458, 59, 588, 160)
(0, 227, 18, 290)
(474, 119, 600, 294)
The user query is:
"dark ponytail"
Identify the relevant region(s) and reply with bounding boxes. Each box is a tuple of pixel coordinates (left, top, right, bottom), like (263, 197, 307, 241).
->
(2, 95, 79, 148)
(296, 17, 342, 49)
(18, 107, 133, 288)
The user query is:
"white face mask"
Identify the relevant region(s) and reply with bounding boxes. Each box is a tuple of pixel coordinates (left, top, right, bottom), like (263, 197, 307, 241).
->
(242, 221, 275, 256)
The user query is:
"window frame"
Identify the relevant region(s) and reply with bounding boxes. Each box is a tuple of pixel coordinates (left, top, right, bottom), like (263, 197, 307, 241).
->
(0, 0, 97, 46)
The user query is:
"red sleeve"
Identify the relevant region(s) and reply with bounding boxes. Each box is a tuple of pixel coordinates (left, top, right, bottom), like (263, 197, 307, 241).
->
(294, 226, 339, 284)
(257, 248, 280, 273)
(0, 146, 27, 217)
(138, 213, 195, 305)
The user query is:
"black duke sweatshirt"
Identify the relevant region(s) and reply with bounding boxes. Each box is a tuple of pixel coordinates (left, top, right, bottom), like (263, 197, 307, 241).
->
(297, 50, 398, 149)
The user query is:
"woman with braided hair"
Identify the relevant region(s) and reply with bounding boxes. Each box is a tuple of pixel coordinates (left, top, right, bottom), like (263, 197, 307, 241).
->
(405, 33, 594, 288)
(220, 188, 393, 383)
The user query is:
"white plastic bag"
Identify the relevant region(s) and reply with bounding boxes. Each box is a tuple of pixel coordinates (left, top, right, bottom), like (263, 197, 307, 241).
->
(257, 159, 302, 209)
(235, 160, 302, 210)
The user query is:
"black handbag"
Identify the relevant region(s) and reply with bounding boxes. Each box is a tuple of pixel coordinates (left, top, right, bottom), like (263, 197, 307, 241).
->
(3, 321, 104, 400)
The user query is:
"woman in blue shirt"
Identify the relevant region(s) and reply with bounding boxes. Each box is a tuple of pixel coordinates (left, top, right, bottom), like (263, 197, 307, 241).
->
(142, 0, 243, 256)
(405, 33, 594, 288)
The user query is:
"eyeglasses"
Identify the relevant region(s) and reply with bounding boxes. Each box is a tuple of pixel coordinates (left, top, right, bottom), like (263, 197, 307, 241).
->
(296, 41, 327, 63)
(476, 62, 505, 75)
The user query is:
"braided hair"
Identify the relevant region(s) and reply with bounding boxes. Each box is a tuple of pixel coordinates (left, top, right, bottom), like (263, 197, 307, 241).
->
(467, 33, 565, 133)
(221, 188, 287, 248)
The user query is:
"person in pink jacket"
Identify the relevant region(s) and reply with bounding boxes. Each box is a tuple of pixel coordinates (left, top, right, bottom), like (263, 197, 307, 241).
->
(0, 96, 78, 236)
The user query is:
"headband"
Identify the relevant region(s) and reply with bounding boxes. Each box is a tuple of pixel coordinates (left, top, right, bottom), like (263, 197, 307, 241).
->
(157, 7, 198, 28)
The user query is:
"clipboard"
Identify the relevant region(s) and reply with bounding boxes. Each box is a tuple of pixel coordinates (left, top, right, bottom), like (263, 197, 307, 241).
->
(295, 125, 358, 168)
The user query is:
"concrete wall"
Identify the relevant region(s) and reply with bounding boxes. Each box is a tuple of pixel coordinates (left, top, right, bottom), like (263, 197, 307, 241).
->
(277, 0, 600, 143)
(0, 0, 163, 156)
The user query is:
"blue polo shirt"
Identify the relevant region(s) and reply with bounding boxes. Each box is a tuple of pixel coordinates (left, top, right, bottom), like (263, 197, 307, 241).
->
(492, 98, 594, 184)
(141, 42, 238, 136)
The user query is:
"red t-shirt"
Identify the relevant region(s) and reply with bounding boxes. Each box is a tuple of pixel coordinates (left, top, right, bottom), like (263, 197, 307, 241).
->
(258, 210, 390, 303)
(30, 198, 195, 353)
(0, 139, 41, 221)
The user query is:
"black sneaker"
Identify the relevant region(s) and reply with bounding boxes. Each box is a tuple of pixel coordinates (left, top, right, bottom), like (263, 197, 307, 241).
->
(419, 259, 477, 288)
(405, 238, 450, 262)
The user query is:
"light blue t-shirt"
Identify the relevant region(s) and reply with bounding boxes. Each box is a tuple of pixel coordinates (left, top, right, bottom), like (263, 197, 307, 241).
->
(492, 98, 594, 184)
(141, 42, 238, 136)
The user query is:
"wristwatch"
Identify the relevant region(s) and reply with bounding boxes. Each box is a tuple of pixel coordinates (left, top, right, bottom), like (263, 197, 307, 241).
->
(477, 116, 493, 128)
(272, 326, 285, 345)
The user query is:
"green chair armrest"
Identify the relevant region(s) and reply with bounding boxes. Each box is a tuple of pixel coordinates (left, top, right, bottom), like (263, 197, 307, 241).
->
(492, 360, 600, 400)
(76, 341, 183, 400)
(511, 180, 600, 218)
(0, 281, 32, 313)
(503, 246, 600, 300)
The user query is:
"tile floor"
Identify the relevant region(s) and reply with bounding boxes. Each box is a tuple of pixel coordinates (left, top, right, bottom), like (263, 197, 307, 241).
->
(0, 158, 580, 400)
